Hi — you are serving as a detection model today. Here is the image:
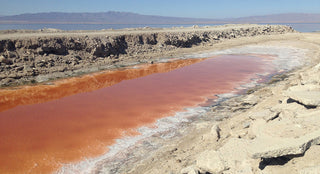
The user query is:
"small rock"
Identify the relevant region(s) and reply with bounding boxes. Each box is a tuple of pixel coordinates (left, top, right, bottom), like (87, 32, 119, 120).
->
(196, 150, 226, 173)
(0, 55, 12, 65)
(35, 76, 49, 83)
(213, 115, 228, 121)
(243, 121, 251, 129)
(202, 124, 221, 142)
(180, 166, 199, 174)
(211, 124, 221, 141)
(249, 109, 280, 122)
(243, 94, 259, 105)
(6, 51, 16, 58)
(1, 78, 15, 85)
(0, 55, 5, 61)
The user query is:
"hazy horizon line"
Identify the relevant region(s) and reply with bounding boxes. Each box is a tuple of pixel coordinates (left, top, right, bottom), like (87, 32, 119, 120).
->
(1, 11, 320, 20)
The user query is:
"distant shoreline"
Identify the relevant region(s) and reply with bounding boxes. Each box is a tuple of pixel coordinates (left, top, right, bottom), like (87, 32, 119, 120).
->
(0, 12, 319, 25)
(0, 23, 319, 33)
(1, 21, 320, 24)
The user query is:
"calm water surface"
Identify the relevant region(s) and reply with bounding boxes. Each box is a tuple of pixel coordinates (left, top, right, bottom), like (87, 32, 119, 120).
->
(0, 23, 218, 31)
(0, 55, 275, 173)
(0, 23, 319, 32)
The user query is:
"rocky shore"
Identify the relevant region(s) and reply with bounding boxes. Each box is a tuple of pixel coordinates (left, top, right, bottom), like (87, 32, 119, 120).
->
(116, 33, 320, 174)
(0, 24, 295, 87)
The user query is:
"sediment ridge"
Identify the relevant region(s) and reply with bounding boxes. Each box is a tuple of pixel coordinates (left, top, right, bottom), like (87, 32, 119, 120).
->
(0, 24, 295, 87)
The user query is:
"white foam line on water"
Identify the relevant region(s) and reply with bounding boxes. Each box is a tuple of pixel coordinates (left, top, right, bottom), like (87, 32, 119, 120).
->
(184, 45, 307, 71)
(56, 45, 307, 174)
(57, 107, 209, 174)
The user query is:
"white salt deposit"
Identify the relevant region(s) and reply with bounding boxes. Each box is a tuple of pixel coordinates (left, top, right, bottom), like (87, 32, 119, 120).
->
(56, 45, 307, 174)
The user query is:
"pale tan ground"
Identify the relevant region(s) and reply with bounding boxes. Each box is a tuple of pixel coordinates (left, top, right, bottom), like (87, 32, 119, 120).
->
(121, 33, 320, 174)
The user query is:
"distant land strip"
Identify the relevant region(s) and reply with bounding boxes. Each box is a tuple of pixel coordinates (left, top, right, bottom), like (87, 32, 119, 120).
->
(0, 12, 319, 24)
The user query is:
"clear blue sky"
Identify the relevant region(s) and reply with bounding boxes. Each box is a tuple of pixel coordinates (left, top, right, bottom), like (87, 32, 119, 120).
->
(1, 0, 319, 18)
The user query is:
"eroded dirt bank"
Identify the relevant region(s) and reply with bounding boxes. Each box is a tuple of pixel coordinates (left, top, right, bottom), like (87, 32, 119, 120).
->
(0, 24, 295, 87)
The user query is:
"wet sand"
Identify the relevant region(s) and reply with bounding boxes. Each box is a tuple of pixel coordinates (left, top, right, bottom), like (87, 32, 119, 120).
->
(0, 55, 272, 173)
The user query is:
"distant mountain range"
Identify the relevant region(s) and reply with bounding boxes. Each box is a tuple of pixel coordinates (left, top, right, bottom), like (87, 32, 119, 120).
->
(0, 11, 319, 24)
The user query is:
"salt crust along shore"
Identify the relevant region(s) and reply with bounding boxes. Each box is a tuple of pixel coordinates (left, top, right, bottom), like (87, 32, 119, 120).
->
(55, 31, 320, 173)
(119, 34, 320, 174)
(57, 45, 307, 174)
(1, 25, 320, 174)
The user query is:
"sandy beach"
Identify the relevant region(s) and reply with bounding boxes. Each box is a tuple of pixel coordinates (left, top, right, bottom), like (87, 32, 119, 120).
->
(1, 25, 320, 174)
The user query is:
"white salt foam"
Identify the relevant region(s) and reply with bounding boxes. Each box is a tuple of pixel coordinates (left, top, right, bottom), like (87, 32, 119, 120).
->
(56, 45, 307, 174)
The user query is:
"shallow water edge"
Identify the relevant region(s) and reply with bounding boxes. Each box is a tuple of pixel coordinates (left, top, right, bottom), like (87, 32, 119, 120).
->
(56, 45, 306, 174)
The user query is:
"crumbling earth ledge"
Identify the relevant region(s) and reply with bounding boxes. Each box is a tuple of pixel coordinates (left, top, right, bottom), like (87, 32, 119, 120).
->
(0, 24, 295, 87)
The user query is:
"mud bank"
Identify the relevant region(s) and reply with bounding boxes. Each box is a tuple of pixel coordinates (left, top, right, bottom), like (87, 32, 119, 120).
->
(0, 24, 295, 87)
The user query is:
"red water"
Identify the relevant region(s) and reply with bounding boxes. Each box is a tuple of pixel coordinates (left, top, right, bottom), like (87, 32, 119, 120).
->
(0, 55, 272, 173)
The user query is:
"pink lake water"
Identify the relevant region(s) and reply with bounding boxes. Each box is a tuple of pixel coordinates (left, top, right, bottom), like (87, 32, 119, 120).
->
(0, 55, 275, 173)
